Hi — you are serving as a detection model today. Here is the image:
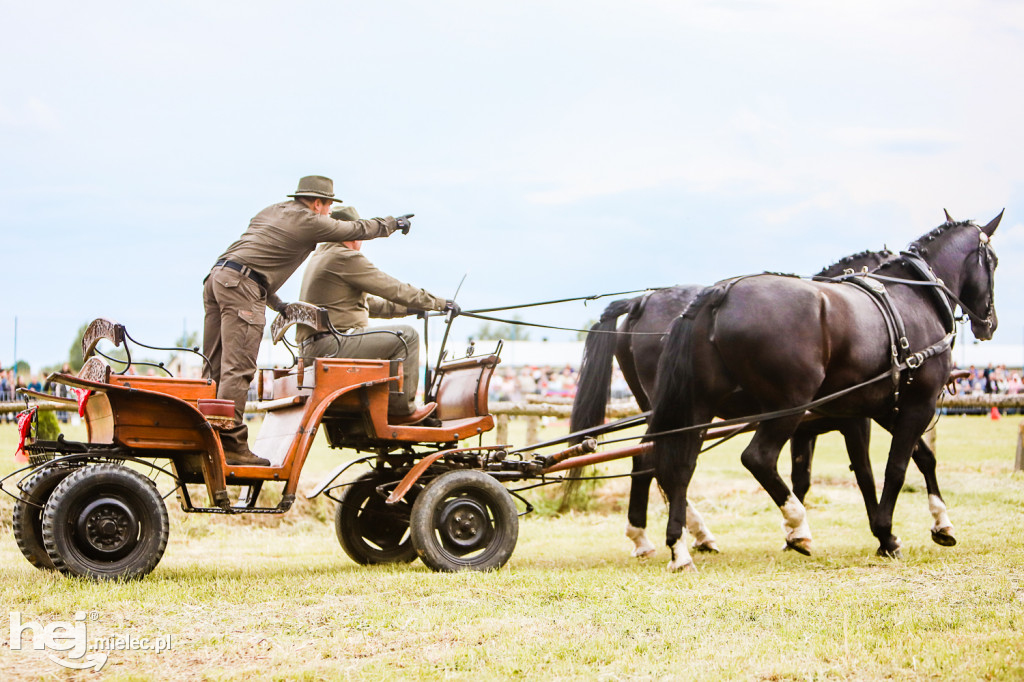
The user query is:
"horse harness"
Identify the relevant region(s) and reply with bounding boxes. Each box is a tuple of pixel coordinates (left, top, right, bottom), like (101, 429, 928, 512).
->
(828, 250, 962, 407)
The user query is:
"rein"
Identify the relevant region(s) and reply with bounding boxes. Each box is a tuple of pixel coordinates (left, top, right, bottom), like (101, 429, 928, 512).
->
(459, 310, 667, 336)
(466, 288, 666, 314)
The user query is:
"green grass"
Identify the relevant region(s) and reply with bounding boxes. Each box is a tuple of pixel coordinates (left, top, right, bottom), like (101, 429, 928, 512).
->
(0, 415, 1022, 680)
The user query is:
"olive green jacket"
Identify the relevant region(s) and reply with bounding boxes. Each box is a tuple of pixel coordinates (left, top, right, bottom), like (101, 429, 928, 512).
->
(216, 200, 399, 309)
(295, 242, 447, 342)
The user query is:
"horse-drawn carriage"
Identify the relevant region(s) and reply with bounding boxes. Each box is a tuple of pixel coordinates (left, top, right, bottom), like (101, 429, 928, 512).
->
(4, 304, 610, 579)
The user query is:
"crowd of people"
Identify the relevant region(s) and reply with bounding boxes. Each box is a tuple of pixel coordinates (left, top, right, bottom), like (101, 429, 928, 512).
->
(487, 364, 627, 402)
(0, 364, 75, 423)
(949, 364, 1023, 395)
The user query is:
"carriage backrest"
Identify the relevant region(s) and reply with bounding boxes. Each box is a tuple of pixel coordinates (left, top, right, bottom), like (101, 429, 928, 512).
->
(270, 302, 331, 344)
(80, 318, 125, 361)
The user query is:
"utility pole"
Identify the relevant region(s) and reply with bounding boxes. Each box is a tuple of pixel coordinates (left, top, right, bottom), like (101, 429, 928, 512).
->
(12, 316, 17, 377)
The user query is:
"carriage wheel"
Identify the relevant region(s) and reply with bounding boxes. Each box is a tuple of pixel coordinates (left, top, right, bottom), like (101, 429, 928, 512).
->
(41, 463, 169, 580)
(335, 472, 417, 565)
(12, 466, 76, 570)
(410, 470, 518, 572)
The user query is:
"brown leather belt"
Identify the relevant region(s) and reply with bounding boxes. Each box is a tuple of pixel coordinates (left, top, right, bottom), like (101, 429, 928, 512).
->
(301, 329, 356, 345)
(214, 259, 269, 290)
(302, 331, 336, 345)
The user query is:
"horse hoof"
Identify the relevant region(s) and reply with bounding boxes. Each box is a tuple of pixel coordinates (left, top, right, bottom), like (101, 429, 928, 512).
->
(876, 546, 903, 559)
(693, 539, 720, 554)
(784, 538, 812, 556)
(632, 547, 656, 559)
(931, 527, 957, 547)
(668, 559, 698, 573)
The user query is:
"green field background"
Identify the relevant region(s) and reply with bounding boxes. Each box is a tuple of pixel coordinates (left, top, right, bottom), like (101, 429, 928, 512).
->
(0, 414, 1021, 680)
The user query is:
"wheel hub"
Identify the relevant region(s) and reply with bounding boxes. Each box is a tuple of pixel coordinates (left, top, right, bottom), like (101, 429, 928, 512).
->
(75, 497, 139, 560)
(438, 497, 493, 554)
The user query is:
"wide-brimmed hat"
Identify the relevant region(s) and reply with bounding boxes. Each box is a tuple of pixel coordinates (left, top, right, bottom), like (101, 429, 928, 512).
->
(330, 205, 361, 221)
(288, 175, 343, 202)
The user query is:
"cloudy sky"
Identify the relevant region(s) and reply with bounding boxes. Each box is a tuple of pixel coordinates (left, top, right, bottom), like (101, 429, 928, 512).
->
(2, 0, 1023, 372)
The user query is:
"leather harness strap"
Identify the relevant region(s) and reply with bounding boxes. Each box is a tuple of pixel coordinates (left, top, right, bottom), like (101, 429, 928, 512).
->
(840, 275, 909, 394)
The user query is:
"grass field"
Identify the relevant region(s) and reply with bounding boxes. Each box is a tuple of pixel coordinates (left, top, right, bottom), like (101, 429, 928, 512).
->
(0, 414, 1022, 680)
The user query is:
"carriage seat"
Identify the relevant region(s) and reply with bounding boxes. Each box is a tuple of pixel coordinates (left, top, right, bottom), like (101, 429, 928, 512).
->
(197, 399, 235, 430)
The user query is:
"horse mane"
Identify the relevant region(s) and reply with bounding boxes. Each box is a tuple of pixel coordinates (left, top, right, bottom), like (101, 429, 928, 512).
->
(819, 248, 893, 274)
(907, 220, 975, 256)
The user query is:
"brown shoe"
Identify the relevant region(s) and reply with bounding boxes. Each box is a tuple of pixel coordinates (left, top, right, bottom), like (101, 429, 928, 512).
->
(225, 449, 271, 466)
(389, 402, 438, 425)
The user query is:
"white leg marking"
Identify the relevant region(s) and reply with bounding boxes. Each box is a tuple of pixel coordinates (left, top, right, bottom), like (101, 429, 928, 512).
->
(780, 494, 812, 543)
(685, 502, 720, 552)
(626, 523, 656, 558)
(667, 538, 696, 572)
(928, 494, 954, 533)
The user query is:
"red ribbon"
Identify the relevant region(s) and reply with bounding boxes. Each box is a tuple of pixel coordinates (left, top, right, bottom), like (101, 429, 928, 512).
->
(14, 406, 37, 463)
(72, 387, 92, 417)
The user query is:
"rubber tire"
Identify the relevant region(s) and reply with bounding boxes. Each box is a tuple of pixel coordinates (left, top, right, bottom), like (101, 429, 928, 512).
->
(42, 463, 169, 580)
(12, 466, 76, 570)
(335, 472, 417, 565)
(410, 469, 518, 572)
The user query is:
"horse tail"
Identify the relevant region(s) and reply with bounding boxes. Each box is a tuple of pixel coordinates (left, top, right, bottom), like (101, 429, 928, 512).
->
(569, 297, 636, 440)
(559, 297, 637, 511)
(649, 285, 722, 492)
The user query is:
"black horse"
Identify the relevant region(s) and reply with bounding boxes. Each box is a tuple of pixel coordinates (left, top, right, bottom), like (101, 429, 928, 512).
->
(648, 214, 1001, 571)
(567, 250, 908, 557)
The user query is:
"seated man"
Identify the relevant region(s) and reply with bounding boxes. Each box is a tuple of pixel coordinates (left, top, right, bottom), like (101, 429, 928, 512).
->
(295, 205, 458, 425)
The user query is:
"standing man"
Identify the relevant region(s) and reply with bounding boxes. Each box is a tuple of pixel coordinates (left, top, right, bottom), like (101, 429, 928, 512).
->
(296, 204, 458, 427)
(204, 176, 410, 466)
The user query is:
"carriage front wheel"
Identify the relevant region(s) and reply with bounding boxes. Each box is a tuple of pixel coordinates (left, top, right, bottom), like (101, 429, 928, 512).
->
(410, 470, 518, 572)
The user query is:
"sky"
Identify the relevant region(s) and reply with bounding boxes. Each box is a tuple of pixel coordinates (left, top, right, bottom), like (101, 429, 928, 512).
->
(2, 0, 1024, 372)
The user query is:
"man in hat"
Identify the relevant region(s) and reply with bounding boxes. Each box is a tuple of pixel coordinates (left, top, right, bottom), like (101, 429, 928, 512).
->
(295, 204, 458, 427)
(203, 175, 411, 466)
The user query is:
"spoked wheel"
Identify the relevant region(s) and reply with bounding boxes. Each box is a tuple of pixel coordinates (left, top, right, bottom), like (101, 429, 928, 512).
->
(12, 466, 76, 570)
(335, 472, 417, 565)
(410, 470, 519, 572)
(42, 463, 169, 580)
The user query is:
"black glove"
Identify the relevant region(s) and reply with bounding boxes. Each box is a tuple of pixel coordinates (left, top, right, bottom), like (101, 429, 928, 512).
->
(444, 300, 461, 317)
(395, 214, 414, 235)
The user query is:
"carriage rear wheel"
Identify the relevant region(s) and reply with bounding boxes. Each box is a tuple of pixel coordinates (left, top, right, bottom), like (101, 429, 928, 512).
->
(335, 472, 417, 565)
(410, 470, 518, 572)
(12, 466, 76, 570)
(41, 463, 169, 580)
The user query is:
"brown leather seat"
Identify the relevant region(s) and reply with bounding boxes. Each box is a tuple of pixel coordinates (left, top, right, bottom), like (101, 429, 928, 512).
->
(198, 399, 235, 430)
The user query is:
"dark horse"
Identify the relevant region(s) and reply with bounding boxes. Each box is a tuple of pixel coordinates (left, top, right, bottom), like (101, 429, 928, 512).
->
(648, 214, 1001, 571)
(567, 249, 911, 557)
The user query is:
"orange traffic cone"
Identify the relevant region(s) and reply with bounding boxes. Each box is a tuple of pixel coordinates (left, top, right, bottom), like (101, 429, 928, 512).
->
(990, 405, 1001, 420)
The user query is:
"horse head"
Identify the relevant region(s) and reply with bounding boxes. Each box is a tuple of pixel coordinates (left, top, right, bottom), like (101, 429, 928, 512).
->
(909, 211, 1002, 341)
(962, 211, 1002, 340)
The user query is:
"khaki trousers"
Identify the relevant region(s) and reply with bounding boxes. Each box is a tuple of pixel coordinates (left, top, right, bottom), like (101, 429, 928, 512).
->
(301, 324, 420, 415)
(202, 267, 267, 454)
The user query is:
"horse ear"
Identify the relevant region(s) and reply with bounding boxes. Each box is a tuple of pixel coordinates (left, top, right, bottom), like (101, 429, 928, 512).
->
(981, 209, 1004, 237)
(943, 208, 954, 222)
